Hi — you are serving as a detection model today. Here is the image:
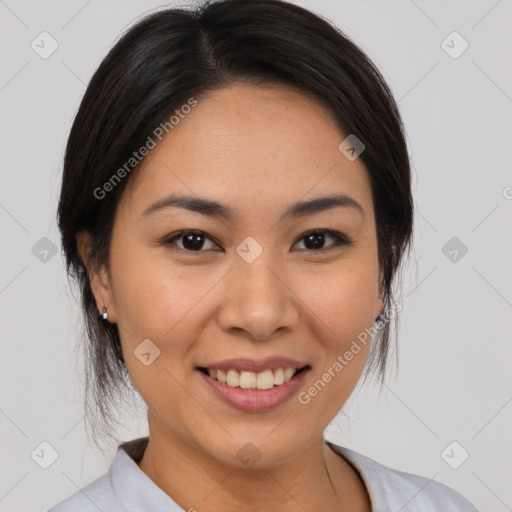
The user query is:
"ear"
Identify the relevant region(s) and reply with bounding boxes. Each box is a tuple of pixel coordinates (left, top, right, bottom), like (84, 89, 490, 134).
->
(76, 231, 117, 323)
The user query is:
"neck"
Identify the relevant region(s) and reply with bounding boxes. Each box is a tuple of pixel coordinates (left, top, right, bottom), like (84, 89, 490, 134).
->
(135, 429, 370, 511)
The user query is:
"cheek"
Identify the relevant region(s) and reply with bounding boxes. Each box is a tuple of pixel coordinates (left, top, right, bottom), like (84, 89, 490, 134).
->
(297, 260, 380, 344)
(109, 243, 223, 386)
(293, 262, 378, 411)
(110, 252, 213, 422)
(109, 238, 206, 338)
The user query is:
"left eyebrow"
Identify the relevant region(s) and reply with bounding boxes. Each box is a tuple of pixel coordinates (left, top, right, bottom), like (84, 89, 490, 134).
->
(141, 193, 364, 220)
(282, 194, 364, 220)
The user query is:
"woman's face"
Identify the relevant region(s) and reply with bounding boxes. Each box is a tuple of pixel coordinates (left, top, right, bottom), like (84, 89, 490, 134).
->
(86, 83, 382, 467)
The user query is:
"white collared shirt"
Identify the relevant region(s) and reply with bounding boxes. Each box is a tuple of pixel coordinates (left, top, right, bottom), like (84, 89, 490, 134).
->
(47, 437, 479, 511)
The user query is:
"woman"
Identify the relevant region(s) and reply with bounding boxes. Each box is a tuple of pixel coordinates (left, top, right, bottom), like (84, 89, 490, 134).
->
(49, 0, 478, 510)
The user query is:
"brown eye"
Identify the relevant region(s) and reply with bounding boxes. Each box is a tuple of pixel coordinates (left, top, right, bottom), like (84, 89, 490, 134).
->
(164, 231, 220, 252)
(293, 230, 353, 251)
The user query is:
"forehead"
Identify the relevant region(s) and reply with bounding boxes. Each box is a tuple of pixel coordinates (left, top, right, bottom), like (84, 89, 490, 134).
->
(121, 83, 374, 222)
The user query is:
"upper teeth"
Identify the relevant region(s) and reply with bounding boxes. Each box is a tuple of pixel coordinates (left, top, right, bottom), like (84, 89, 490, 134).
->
(207, 367, 298, 390)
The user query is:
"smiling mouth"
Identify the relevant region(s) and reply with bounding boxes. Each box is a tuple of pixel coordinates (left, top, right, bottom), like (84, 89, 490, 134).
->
(197, 365, 311, 391)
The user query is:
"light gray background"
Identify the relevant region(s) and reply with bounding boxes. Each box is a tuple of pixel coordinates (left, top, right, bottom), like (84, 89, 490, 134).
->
(1, 0, 511, 510)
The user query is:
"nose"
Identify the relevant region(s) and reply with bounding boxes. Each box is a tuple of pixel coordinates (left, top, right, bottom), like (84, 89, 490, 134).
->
(216, 255, 300, 341)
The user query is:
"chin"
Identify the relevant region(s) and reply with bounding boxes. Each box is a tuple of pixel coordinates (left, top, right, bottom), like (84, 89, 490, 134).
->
(199, 432, 310, 470)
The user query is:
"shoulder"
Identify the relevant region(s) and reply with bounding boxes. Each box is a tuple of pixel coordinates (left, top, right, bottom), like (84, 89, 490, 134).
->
(328, 442, 479, 512)
(47, 438, 182, 512)
(47, 456, 120, 512)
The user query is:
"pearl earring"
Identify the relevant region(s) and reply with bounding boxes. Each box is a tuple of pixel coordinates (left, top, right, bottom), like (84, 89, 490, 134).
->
(99, 306, 109, 324)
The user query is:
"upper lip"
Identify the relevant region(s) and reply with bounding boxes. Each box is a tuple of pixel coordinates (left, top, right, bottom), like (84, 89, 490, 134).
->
(197, 357, 311, 373)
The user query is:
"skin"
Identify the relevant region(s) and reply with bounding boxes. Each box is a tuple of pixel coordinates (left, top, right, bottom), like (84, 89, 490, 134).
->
(77, 83, 383, 511)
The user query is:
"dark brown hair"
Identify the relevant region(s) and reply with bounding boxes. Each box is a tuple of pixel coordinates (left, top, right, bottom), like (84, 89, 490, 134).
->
(57, 0, 414, 449)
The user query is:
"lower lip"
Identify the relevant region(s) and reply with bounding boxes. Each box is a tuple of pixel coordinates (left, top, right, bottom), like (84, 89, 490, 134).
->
(197, 368, 310, 413)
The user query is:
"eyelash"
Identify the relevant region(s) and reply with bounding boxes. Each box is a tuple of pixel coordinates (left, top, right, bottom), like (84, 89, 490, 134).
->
(162, 229, 354, 254)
